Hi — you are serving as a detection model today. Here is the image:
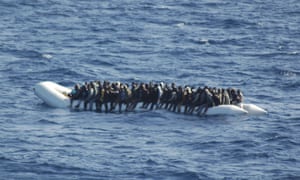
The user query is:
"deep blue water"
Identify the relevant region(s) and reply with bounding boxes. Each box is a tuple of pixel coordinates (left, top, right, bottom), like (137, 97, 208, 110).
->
(1, 0, 300, 179)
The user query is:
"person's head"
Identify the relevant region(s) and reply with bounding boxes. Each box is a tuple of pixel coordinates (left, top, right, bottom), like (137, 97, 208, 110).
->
(171, 82, 176, 88)
(75, 84, 80, 90)
(231, 89, 236, 94)
(96, 81, 101, 86)
(149, 81, 153, 87)
(116, 81, 121, 88)
(90, 82, 94, 88)
(197, 87, 202, 93)
(160, 82, 164, 88)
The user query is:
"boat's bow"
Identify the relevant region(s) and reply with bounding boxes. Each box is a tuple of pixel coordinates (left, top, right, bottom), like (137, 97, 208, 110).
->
(34, 81, 71, 108)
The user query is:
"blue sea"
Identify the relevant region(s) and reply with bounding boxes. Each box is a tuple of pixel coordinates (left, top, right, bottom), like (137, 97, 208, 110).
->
(1, 0, 299, 179)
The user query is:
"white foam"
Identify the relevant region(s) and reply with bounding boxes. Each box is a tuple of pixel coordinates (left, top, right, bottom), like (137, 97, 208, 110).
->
(42, 54, 53, 59)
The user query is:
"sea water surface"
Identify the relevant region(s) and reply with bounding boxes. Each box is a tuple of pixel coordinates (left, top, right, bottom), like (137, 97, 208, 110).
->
(0, 0, 300, 179)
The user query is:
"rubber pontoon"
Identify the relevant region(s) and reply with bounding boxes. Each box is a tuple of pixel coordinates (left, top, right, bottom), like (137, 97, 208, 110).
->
(33, 81, 268, 116)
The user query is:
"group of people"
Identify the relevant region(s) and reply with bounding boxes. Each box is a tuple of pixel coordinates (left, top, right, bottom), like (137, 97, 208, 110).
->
(68, 80, 243, 115)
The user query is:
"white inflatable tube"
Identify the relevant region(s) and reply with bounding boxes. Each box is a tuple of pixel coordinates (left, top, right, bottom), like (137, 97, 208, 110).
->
(34, 81, 71, 108)
(33, 81, 268, 116)
(242, 103, 268, 115)
(206, 105, 248, 116)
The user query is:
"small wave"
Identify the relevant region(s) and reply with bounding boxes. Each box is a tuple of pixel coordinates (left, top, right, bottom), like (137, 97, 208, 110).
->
(171, 129, 185, 135)
(155, 5, 173, 10)
(279, 70, 298, 77)
(146, 159, 158, 165)
(247, 51, 300, 58)
(280, 80, 300, 91)
(33, 162, 85, 174)
(87, 59, 115, 67)
(39, 67, 82, 78)
(269, 66, 299, 77)
(223, 19, 242, 27)
(0, 155, 12, 161)
(65, 137, 82, 143)
(223, 148, 270, 162)
(42, 54, 53, 59)
(232, 140, 260, 149)
(244, 152, 271, 159)
(12, 48, 43, 59)
(180, 2, 200, 8)
(204, 2, 228, 7)
(287, 117, 300, 121)
(163, 171, 203, 180)
(283, 139, 300, 147)
(38, 119, 58, 125)
(0, 1, 19, 8)
(96, 39, 116, 45)
(191, 37, 246, 46)
(6, 59, 47, 71)
(287, 51, 299, 55)
(222, 18, 257, 29)
(175, 22, 185, 28)
(189, 141, 223, 150)
(191, 38, 210, 45)
(145, 141, 156, 145)
(265, 133, 289, 142)
(112, 145, 138, 150)
(2, 47, 54, 61)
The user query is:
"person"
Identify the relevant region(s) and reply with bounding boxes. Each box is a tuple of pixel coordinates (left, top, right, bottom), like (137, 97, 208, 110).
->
(95, 81, 103, 112)
(83, 82, 96, 111)
(69, 84, 81, 108)
(175, 86, 184, 113)
(236, 89, 243, 108)
(183, 86, 192, 114)
(103, 81, 111, 113)
(227, 88, 233, 104)
(158, 84, 169, 109)
(124, 84, 132, 111)
(88, 82, 98, 111)
(127, 82, 139, 111)
(217, 88, 222, 105)
(197, 88, 214, 116)
(221, 88, 230, 105)
(157, 82, 164, 108)
(149, 84, 159, 110)
(109, 82, 119, 112)
(168, 85, 177, 112)
(74, 83, 88, 109)
(141, 83, 149, 109)
(230, 89, 238, 105)
(212, 90, 221, 106)
(189, 87, 203, 114)
(163, 85, 172, 109)
(118, 84, 127, 113)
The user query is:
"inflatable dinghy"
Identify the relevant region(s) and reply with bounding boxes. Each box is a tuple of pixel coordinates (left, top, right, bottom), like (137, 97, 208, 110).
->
(33, 81, 267, 116)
